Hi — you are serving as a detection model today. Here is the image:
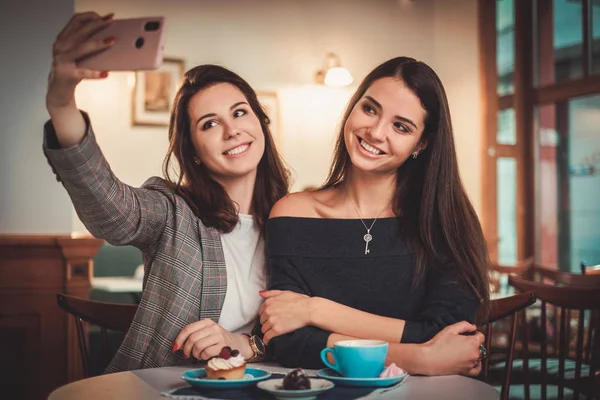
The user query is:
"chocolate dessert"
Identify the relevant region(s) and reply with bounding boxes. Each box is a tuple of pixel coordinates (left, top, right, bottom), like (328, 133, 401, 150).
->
(282, 368, 311, 390)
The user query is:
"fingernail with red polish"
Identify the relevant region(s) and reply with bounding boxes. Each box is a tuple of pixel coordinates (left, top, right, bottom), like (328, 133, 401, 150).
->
(172, 342, 179, 352)
(99, 71, 109, 78)
(259, 290, 266, 294)
(103, 36, 115, 45)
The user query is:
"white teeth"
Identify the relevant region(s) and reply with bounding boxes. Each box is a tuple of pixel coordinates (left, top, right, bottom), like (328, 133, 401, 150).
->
(359, 139, 383, 155)
(225, 144, 249, 155)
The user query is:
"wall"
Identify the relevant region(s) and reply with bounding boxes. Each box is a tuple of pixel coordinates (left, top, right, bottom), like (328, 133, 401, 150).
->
(431, 0, 483, 217)
(0, 0, 75, 233)
(76, 0, 435, 88)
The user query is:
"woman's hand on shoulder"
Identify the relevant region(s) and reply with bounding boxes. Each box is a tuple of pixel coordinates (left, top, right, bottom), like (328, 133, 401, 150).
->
(173, 319, 252, 360)
(421, 321, 484, 377)
(258, 290, 313, 344)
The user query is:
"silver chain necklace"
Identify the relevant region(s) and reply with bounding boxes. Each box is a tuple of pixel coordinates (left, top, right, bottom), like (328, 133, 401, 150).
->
(347, 198, 388, 255)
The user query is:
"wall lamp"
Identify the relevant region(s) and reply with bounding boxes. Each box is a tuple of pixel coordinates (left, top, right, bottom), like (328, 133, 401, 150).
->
(314, 52, 353, 87)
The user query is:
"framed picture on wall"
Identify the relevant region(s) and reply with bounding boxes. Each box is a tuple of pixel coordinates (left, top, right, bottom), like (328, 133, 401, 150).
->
(131, 58, 185, 127)
(257, 91, 281, 143)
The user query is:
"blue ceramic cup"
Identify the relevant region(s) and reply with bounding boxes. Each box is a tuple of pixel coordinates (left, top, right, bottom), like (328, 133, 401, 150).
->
(320, 340, 388, 378)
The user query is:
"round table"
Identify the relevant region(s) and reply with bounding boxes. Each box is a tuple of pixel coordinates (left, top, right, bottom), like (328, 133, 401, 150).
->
(49, 363, 500, 399)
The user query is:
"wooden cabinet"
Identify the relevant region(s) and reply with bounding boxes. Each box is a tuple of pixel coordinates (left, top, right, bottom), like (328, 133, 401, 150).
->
(0, 235, 103, 400)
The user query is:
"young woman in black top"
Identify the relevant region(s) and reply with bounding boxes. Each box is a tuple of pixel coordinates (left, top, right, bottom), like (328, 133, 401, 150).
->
(259, 57, 489, 376)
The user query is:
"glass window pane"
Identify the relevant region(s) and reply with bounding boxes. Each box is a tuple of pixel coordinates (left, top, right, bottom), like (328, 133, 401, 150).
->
(535, 93, 600, 271)
(497, 108, 516, 145)
(497, 0, 515, 96)
(497, 157, 518, 265)
(592, 1, 600, 74)
(568, 94, 600, 269)
(535, 0, 584, 86)
(555, 0, 583, 82)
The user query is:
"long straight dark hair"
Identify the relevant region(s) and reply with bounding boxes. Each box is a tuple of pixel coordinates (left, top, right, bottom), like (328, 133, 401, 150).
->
(322, 57, 490, 317)
(163, 65, 289, 233)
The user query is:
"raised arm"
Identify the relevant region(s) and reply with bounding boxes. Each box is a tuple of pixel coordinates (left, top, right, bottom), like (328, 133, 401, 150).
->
(45, 12, 169, 250)
(46, 12, 115, 147)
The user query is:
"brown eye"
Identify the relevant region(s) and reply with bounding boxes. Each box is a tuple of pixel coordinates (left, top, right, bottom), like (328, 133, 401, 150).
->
(233, 109, 247, 118)
(362, 104, 376, 114)
(202, 120, 217, 131)
(393, 121, 409, 133)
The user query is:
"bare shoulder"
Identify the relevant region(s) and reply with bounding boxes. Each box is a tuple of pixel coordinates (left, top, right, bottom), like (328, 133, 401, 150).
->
(269, 191, 320, 218)
(269, 187, 342, 219)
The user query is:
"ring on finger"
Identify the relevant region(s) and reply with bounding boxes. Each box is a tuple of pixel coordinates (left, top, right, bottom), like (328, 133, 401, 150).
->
(478, 344, 487, 361)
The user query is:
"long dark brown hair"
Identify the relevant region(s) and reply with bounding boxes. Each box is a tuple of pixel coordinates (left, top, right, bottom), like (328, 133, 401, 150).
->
(163, 65, 289, 233)
(322, 57, 490, 317)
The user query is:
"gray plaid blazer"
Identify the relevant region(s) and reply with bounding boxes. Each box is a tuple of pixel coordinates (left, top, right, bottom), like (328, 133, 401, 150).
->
(44, 113, 258, 373)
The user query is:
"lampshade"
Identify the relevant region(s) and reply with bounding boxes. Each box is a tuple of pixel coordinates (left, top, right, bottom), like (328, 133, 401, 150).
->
(315, 53, 353, 87)
(324, 67, 353, 87)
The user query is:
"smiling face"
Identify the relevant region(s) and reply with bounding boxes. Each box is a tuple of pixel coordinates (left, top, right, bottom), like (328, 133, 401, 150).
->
(188, 82, 265, 182)
(343, 77, 427, 176)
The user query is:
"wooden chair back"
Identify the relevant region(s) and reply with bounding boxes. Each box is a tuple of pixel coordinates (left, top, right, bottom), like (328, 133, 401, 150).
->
(530, 265, 600, 287)
(480, 291, 537, 400)
(509, 275, 600, 400)
(56, 294, 138, 377)
(528, 265, 600, 369)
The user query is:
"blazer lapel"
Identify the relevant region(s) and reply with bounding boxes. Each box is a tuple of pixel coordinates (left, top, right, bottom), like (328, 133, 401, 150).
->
(198, 221, 227, 322)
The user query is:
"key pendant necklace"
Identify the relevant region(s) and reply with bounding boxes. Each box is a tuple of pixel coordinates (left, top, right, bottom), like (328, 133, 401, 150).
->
(362, 227, 374, 255)
(348, 198, 387, 255)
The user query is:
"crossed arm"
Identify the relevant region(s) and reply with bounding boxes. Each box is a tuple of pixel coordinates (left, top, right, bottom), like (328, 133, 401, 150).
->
(259, 256, 483, 375)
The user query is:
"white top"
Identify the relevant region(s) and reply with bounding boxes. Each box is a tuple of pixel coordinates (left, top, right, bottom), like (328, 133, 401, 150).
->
(218, 214, 266, 334)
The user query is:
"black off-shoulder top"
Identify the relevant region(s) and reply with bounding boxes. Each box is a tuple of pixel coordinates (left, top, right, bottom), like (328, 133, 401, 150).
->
(266, 216, 479, 369)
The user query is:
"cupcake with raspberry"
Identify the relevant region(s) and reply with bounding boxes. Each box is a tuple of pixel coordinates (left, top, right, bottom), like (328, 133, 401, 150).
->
(206, 346, 246, 380)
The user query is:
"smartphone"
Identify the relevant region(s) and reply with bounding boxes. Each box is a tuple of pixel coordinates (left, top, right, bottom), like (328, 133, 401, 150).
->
(77, 17, 166, 71)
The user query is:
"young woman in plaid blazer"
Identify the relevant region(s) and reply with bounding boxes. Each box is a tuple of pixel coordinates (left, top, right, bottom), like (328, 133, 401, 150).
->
(45, 12, 288, 372)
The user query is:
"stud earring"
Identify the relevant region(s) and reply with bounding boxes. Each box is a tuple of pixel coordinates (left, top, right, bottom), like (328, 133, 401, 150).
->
(412, 152, 418, 159)
(193, 157, 201, 165)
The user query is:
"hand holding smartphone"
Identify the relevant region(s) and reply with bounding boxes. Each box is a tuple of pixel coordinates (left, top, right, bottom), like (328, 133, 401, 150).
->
(76, 16, 167, 71)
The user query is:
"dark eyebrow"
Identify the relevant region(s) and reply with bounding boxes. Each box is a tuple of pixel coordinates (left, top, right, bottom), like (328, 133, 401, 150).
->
(195, 101, 249, 126)
(364, 95, 418, 130)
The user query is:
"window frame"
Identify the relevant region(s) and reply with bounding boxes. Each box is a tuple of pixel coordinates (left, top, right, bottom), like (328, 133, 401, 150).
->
(479, 0, 600, 264)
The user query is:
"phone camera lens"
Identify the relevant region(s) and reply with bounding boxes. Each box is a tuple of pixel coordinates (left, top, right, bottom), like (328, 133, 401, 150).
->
(144, 21, 160, 31)
(135, 37, 145, 49)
